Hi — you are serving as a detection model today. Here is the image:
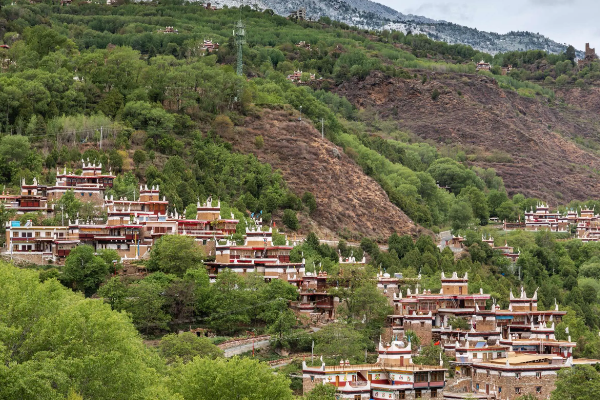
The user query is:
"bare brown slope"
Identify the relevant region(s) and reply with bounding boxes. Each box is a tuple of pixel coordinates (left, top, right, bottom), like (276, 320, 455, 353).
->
(334, 71, 600, 204)
(230, 109, 419, 240)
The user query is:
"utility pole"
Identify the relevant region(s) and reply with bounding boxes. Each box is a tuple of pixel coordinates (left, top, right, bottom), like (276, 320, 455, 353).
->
(100, 126, 103, 150)
(61, 204, 64, 226)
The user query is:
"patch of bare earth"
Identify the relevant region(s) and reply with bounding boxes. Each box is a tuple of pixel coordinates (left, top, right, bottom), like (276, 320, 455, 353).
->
(334, 71, 600, 204)
(228, 109, 420, 240)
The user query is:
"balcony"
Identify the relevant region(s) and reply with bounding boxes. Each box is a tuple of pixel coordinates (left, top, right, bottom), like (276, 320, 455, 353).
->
(290, 301, 315, 310)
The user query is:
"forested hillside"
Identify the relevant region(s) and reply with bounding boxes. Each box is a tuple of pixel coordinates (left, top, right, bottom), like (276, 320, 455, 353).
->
(5, 2, 600, 399)
(1, 0, 600, 233)
(0, 1, 506, 234)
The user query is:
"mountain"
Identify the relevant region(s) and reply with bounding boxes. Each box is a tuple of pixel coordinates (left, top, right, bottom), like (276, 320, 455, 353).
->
(211, 0, 581, 56)
(332, 71, 600, 205)
(383, 22, 583, 57)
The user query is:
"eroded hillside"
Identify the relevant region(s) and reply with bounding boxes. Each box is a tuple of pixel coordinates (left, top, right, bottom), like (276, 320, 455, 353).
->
(228, 109, 420, 240)
(334, 71, 600, 204)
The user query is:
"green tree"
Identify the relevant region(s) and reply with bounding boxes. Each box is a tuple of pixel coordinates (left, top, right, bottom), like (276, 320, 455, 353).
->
(460, 186, 489, 225)
(336, 282, 391, 339)
(206, 269, 251, 334)
(25, 25, 72, 57)
(56, 190, 82, 222)
(496, 200, 518, 221)
(565, 45, 577, 64)
(449, 200, 473, 231)
(448, 316, 470, 330)
(0, 262, 161, 400)
(282, 209, 299, 230)
(551, 365, 600, 400)
(0, 135, 30, 162)
(304, 384, 337, 400)
(413, 343, 452, 368)
(184, 203, 197, 220)
(98, 276, 127, 310)
(61, 245, 110, 297)
(133, 149, 147, 168)
(97, 89, 124, 117)
(268, 309, 298, 349)
(302, 191, 317, 214)
(159, 332, 223, 364)
(388, 234, 414, 260)
(123, 279, 171, 334)
(314, 322, 369, 362)
(403, 330, 421, 350)
(170, 357, 293, 400)
(147, 235, 205, 277)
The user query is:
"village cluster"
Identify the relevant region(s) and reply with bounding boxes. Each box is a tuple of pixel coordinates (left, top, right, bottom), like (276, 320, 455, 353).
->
(3, 162, 600, 399)
(303, 272, 597, 400)
(502, 202, 600, 242)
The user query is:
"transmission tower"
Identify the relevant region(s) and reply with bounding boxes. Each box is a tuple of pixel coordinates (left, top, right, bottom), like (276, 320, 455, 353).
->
(234, 18, 246, 76)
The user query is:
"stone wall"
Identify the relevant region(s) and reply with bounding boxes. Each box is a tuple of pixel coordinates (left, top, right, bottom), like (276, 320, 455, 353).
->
(475, 316, 496, 332)
(404, 320, 433, 345)
(302, 376, 325, 395)
(472, 369, 557, 400)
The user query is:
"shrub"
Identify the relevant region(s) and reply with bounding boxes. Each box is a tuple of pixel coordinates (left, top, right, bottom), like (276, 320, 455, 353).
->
(431, 88, 440, 100)
(282, 209, 299, 230)
(254, 135, 264, 149)
(302, 191, 317, 214)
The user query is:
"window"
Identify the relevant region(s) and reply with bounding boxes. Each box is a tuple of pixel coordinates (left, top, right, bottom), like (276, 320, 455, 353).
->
(420, 322, 425, 328)
(536, 372, 542, 379)
(497, 352, 502, 358)
(310, 376, 314, 382)
(415, 390, 422, 399)
(431, 389, 438, 398)
(35, 232, 40, 237)
(487, 371, 490, 377)
(498, 387, 502, 393)
(415, 373, 428, 383)
(398, 392, 406, 400)
(431, 371, 444, 382)
(515, 387, 521, 394)
(476, 384, 480, 391)
(515, 373, 520, 380)
(536, 387, 542, 394)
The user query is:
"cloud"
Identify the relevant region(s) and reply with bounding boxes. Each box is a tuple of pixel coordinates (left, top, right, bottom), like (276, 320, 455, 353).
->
(408, 2, 473, 22)
(380, 0, 600, 48)
(528, 0, 574, 5)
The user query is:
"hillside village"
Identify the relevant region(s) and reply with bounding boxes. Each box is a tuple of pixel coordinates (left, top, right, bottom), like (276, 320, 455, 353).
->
(3, 164, 600, 399)
(4, 1, 600, 400)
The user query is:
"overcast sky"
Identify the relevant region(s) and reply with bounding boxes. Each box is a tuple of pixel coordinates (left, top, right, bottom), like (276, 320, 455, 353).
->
(377, 0, 599, 51)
